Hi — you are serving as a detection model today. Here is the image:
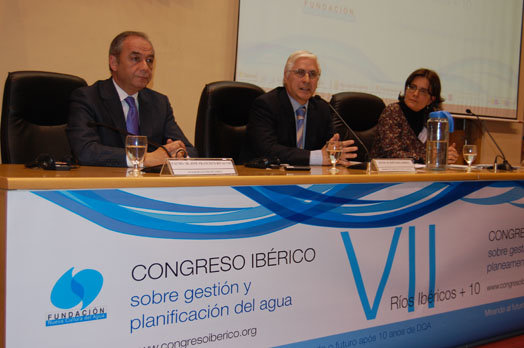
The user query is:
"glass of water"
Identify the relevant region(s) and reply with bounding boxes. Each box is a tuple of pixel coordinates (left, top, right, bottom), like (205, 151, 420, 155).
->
(462, 144, 477, 172)
(126, 135, 148, 176)
(326, 140, 342, 174)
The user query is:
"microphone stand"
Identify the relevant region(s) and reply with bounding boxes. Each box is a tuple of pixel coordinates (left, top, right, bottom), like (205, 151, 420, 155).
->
(465, 109, 514, 171)
(318, 96, 371, 168)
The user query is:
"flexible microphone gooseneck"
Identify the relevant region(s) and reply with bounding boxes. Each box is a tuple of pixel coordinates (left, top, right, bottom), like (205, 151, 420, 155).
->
(315, 95, 371, 162)
(465, 109, 513, 171)
(87, 121, 171, 157)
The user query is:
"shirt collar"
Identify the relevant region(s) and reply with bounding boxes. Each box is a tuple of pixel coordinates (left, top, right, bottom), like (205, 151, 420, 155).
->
(286, 92, 309, 114)
(112, 78, 138, 102)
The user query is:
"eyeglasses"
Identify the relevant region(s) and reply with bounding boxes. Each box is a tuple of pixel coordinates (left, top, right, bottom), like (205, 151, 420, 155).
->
(290, 69, 320, 79)
(406, 84, 431, 97)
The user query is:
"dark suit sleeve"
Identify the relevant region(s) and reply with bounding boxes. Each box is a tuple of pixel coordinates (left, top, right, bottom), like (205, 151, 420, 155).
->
(67, 87, 127, 167)
(248, 94, 310, 165)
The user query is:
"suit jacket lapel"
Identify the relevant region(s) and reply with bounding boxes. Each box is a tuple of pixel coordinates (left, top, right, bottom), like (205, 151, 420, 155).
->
(99, 78, 127, 143)
(137, 90, 153, 138)
(304, 97, 318, 148)
(277, 88, 298, 146)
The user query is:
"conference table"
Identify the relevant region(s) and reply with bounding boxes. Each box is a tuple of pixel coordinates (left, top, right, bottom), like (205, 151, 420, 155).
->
(0, 164, 523, 347)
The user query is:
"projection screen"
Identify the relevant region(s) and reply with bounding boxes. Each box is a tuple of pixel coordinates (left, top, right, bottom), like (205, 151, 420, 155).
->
(236, 0, 523, 120)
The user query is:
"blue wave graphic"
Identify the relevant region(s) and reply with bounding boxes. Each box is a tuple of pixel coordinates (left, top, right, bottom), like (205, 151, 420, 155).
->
(50, 267, 103, 310)
(33, 181, 523, 240)
(461, 181, 524, 208)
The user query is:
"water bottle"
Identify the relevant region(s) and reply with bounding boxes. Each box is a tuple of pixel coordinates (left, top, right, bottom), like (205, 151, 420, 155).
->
(426, 111, 454, 170)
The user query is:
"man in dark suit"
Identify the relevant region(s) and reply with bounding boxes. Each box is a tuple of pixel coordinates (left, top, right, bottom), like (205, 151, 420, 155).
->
(247, 50, 357, 166)
(67, 31, 197, 167)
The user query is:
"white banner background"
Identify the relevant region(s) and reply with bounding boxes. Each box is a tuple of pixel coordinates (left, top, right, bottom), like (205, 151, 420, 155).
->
(5, 182, 524, 347)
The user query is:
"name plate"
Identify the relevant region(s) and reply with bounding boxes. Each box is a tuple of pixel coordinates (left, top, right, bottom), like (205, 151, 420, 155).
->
(371, 158, 416, 172)
(161, 158, 237, 176)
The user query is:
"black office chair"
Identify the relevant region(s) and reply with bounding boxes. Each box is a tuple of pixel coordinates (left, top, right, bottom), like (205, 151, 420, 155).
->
(329, 91, 385, 161)
(1, 71, 87, 164)
(194, 81, 265, 164)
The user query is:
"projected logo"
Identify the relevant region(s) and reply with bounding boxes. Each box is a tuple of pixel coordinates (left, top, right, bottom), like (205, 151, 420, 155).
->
(46, 267, 107, 327)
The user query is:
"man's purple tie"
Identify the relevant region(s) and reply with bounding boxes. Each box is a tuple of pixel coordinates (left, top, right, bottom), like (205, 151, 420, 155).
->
(125, 96, 139, 135)
(296, 106, 306, 149)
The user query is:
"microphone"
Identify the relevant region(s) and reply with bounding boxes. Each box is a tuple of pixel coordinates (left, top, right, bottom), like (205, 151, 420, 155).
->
(87, 121, 172, 157)
(465, 109, 514, 171)
(315, 95, 371, 163)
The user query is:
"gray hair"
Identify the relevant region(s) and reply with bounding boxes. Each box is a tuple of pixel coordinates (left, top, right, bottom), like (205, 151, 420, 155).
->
(108, 31, 153, 71)
(283, 50, 321, 84)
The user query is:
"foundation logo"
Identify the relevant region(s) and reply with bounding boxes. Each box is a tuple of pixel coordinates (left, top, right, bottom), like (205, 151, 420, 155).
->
(46, 267, 107, 327)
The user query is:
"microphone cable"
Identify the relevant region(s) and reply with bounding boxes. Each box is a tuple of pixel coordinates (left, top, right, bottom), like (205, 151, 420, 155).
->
(316, 95, 371, 163)
(465, 109, 513, 171)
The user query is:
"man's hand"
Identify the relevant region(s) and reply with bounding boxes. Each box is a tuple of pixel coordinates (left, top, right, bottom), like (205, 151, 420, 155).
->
(321, 133, 358, 166)
(165, 139, 188, 158)
(143, 139, 187, 167)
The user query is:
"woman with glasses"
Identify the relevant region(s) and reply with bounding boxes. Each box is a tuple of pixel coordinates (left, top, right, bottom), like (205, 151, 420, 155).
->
(370, 68, 458, 163)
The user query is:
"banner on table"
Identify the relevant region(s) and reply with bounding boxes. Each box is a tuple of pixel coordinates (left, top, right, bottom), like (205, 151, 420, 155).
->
(6, 181, 524, 347)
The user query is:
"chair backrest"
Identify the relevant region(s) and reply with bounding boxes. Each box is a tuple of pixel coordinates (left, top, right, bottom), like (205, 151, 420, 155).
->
(329, 91, 385, 160)
(194, 81, 265, 163)
(1, 71, 87, 164)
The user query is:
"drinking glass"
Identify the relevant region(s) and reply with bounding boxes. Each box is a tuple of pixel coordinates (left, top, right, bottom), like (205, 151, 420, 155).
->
(126, 135, 148, 176)
(326, 140, 342, 174)
(462, 144, 477, 172)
